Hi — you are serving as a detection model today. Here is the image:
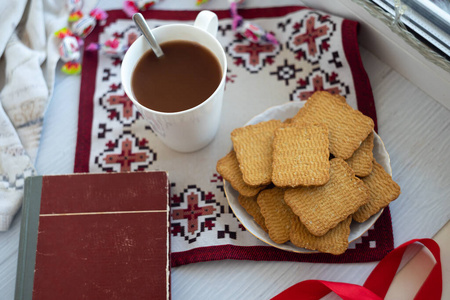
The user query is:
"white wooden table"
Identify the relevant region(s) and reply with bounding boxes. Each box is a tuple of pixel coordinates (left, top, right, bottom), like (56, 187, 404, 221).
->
(0, 1, 448, 299)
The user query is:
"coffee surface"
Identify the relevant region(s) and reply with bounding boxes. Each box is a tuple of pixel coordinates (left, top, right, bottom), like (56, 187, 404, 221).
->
(132, 40, 222, 113)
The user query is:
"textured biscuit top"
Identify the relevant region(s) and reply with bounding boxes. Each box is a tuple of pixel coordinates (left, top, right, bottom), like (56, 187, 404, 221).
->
(216, 150, 266, 197)
(353, 159, 401, 222)
(231, 120, 282, 186)
(257, 187, 294, 244)
(272, 123, 330, 187)
(290, 215, 351, 255)
(284, 158, 370, 236)
(345, 132, 374, 177)
(292, 91, 374, 159)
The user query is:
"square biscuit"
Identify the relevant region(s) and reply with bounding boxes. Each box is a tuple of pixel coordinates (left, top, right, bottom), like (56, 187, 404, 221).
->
(353, 159, 401, 222)
(231, 120, 282, 186)
(345, 132, 374, 177)
(284, 158, 370, 236)
(290, 215, 351, 255)
(216, 150, 266, 197)
(257, 187, 295, 244)
(292, 91, 374, 159)
(291, 94, 345, 124)
(272, 123, 330, 187)
(238, 194, 268, 232)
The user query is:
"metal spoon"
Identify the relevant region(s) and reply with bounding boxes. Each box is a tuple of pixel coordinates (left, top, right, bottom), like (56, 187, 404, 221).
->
(132, 13, 164, 58)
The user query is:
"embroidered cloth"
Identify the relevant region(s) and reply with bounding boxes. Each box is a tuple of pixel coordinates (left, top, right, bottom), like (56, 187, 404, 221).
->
(75, 7, 393, 266)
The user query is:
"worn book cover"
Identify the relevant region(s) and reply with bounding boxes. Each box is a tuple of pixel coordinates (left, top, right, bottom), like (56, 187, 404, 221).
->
(15, 171, 170, 300)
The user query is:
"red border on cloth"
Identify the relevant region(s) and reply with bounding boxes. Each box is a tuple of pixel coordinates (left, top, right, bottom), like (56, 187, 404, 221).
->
(75, 6, 391, 266)
(342, 20, 378, 132)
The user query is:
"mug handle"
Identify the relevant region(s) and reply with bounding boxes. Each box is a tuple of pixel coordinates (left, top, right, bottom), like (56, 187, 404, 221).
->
(194, 10, 218, 37)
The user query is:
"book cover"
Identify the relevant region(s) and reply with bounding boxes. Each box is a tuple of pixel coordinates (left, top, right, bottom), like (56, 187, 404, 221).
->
(15, 171, 170, 300)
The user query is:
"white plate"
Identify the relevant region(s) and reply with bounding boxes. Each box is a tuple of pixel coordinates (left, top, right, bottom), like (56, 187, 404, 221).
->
(224, 102, 392, 253)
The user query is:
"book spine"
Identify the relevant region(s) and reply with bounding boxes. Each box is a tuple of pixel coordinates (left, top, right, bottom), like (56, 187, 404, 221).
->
(15, 176, 43, 300)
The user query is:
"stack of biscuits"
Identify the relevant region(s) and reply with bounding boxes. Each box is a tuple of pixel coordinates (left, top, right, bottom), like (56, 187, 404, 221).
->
(216, 91, 401, 255)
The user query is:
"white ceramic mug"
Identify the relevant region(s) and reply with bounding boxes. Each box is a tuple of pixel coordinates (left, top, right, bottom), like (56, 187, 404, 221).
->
(121, 11, 227, 152)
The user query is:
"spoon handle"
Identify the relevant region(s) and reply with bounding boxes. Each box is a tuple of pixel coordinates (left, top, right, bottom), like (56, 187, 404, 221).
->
(133, 13, 164, 58)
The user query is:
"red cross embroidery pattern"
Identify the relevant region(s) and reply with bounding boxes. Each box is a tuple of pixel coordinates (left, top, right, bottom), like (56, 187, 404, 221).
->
(107, 94, 133, 119)
(233, 42, 276, 67)
(296, 74, 341, 100)
(292, 16, 329, 57)
(103, 138, 149, 172)
(172, 191, 216, 235)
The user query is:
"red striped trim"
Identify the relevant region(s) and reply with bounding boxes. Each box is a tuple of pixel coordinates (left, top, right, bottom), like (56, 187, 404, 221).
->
(341, 20, 378, 132)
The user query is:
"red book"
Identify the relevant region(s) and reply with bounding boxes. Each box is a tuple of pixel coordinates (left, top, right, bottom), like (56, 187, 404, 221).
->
(15, 171, 170, 300)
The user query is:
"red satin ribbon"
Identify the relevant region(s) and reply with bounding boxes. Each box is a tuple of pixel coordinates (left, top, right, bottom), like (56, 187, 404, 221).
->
(272, 238, 442, 300)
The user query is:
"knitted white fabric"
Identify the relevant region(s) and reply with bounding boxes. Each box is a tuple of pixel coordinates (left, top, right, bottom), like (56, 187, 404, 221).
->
(0, 0, 69, 230)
